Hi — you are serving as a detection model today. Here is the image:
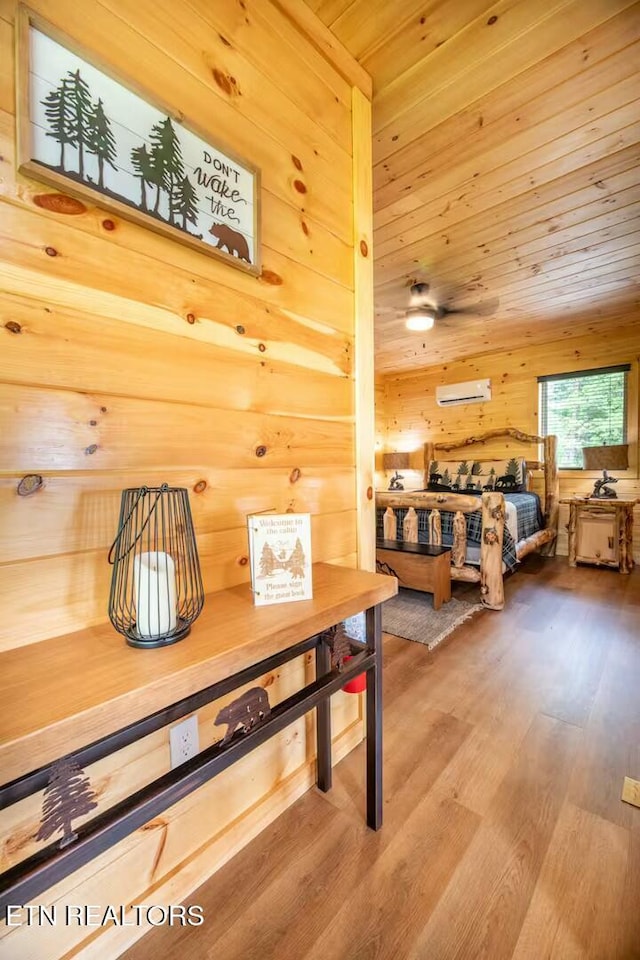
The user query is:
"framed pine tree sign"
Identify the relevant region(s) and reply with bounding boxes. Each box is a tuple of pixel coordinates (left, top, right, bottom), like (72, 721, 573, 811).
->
(15, 6, 261, 274)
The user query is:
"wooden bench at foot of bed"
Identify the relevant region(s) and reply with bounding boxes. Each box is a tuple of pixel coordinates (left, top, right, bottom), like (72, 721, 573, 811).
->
(376, 540, 452, 610)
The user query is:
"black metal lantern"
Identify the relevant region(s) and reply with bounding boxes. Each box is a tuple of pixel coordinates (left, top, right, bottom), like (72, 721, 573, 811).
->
(108, 485, 204, 649)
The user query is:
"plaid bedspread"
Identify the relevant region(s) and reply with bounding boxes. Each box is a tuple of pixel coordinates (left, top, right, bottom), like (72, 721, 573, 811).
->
(507, 492, 544, 541)
(376, 493, 543, 574)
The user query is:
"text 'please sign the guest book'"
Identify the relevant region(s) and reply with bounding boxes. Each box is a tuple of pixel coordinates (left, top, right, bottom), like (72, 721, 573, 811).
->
(247, 513, 312, 606)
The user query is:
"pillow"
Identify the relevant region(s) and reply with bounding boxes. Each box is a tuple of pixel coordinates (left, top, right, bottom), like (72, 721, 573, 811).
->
(424, 482, 458, 493)
(427, 458, 527, 493)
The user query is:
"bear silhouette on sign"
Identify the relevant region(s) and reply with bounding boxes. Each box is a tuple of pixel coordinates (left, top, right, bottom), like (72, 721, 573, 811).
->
(209, 222, 251, 263)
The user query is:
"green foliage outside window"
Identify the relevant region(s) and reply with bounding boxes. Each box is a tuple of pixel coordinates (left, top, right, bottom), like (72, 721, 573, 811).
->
(539, 368, 628, 468)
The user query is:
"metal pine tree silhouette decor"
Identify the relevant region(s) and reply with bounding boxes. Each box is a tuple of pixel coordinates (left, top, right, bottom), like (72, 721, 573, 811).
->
(320, 624, 352, 671)
(17, 10, 260, 272)
(36, 758, 98, 849)
(40, 68, 198, 235)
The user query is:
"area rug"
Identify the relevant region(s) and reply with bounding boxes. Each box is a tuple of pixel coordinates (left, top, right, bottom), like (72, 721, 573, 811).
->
(382, 589, 483, 650)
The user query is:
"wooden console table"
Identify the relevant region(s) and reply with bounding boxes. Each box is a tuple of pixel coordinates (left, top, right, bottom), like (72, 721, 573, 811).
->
(0, 563, 396, 917)
(562, 497, 637, 573)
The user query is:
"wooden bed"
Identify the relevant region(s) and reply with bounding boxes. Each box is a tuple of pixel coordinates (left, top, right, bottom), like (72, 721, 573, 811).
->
(375, 428, 560, 610)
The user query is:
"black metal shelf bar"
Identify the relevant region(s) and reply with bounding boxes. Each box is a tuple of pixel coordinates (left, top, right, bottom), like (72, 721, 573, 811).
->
(0, 647, 374, 917)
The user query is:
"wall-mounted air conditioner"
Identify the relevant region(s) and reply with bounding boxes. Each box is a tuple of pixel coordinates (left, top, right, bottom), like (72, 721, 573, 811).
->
(435, 378, 491, 407)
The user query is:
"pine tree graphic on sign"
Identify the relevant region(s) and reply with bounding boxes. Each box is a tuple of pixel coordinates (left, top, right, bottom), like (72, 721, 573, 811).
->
(41, 68, 116, 186)
(35, 758, 97, 848)
(148, 117, 184, 219)
(131, 144, 154, 211)
(68, 69, 93, 180)
(259, 540, 278, 577)
(130, 119, 201, 230)
(288, 537, 306, 579)
(86, 98, 117, 188)
(40, 70, 201, 232)
(174, 175, 199, 231)
(41, 74, 76, 169)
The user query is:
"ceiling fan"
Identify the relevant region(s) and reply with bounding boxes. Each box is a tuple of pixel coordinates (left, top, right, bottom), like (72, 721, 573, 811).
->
(403, 282, 499, 331)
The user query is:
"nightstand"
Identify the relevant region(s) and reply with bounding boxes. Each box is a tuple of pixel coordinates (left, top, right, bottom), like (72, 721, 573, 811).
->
(561, 497, 637, 574)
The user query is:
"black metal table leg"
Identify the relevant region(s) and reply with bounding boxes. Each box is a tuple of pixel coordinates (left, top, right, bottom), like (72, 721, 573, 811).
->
(315, 636, 332, 792)
(366, 604, 383, 830)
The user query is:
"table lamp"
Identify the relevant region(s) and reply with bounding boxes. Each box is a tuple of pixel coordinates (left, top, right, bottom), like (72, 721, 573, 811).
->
(382, 452, 410, 491)
(582, 444, 628, 499)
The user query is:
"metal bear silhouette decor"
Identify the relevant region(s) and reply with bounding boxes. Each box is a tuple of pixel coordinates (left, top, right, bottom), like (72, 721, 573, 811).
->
(36, 758, 98, 849)
(214, 687, 271, 744)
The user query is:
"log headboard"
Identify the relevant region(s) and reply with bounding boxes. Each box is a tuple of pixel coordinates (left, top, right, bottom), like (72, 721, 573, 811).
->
(423, 427, 559, 537)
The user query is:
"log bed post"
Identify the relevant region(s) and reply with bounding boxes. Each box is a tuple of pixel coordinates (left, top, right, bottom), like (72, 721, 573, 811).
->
(383, 507, 397, 541)
(480, 491, 505, 610)
(429, 509, 442, 545)
(567, 502, 577, 567)
(540, 434, 559, 557)
(451, 511, 466, 567)
(403, 507, 418, 542)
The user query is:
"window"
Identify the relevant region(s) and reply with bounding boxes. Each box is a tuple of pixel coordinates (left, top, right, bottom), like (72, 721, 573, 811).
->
(538, 365, 630, 469)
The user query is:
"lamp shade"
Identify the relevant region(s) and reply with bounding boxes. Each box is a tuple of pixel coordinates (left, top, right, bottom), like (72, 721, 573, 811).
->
(108, 484, 204, 649)
(382, 452, 410, 470)
(582, 444, 628, 471)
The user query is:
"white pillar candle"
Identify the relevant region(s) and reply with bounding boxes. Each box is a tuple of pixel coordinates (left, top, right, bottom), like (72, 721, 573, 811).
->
(134, 551, 177, 638)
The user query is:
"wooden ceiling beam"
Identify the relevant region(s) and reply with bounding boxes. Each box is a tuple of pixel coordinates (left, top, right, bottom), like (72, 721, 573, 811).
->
(270, 0, 372, 98)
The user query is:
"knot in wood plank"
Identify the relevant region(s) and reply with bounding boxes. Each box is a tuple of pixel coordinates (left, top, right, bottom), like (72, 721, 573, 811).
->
(17, 475, 44, 497)
(34, 194, 86, 215)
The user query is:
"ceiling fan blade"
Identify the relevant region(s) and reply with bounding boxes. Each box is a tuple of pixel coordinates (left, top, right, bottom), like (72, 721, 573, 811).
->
(439, 297, 500, 319)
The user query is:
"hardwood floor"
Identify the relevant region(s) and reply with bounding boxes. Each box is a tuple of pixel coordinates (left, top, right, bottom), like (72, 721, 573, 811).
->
(123, 558, 640, 960)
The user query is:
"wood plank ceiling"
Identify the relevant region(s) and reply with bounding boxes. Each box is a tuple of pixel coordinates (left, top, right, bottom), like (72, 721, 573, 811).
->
(306, 0, 640, 374)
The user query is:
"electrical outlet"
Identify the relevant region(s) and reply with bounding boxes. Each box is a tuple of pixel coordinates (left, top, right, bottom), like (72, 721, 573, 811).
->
(169, 715, 199, 769)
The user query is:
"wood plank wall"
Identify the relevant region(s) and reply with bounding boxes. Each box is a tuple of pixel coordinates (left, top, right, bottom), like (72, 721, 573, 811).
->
(0, 2, 372, 956)
(377, 327, 640, 560)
